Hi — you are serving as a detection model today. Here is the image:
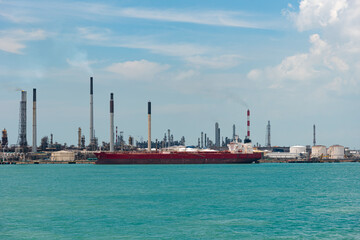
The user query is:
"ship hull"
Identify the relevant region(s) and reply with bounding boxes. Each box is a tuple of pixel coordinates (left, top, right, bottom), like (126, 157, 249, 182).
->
(94, 151, 262, 164)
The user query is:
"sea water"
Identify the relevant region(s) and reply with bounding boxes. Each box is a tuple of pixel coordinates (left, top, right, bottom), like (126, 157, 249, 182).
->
(1, 163, 360, 239)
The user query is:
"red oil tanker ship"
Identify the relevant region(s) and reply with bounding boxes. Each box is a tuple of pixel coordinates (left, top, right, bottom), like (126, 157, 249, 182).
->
(93, 93, 262, 164)
(94, 141, 262, 164)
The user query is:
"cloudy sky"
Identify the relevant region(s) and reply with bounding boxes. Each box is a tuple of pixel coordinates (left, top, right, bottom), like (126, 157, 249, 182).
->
(0, 0, 359, 148)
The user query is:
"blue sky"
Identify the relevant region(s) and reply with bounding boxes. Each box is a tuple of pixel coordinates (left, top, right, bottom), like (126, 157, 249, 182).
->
(0, 0, 359, 149)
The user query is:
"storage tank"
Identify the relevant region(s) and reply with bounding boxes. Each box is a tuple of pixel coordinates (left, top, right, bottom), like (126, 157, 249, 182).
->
(328, 145, 344, 159)
(290, 146, 306, 154)
(50, 150, 75, 161)
(311, 145, 327, 158)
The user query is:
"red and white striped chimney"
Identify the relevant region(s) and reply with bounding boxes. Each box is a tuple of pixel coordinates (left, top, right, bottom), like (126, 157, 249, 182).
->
(247, 109, 250, 138)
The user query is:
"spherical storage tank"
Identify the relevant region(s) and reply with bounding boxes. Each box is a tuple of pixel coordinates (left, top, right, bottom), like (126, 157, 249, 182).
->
(328, 145, 344, 159)
(311, 145, 327, 158)
(290, 146, 306, 154)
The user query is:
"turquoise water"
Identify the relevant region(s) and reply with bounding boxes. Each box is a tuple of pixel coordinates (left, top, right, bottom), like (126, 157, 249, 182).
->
(1, 163, 360, 239)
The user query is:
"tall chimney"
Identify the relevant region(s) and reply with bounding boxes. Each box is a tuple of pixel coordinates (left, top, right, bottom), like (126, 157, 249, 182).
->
(168, 129, 170, 148)
(32, 88, 37, 153)
(78, 127, 81, 149)
(110, 93, 114, 152)
(313, 124, 316, 146)
(148, 101, 151, 152)
(232, 124, 235, 141)
(18, 91, 27, 147)
(247, 109, 250, 138)
(90, 77, 94, 145)
(215, 122, 219, 147)
(266, 121, 271, 147)
(204, 133, 207, 148)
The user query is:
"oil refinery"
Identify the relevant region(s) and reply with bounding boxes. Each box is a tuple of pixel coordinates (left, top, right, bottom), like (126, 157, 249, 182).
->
(0, 77, 359, 164)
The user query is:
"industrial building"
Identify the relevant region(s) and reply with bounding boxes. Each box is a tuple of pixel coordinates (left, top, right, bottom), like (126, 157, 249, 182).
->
(50, 151, 75, 161)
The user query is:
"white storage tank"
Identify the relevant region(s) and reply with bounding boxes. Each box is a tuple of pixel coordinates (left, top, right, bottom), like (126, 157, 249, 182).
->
(311, 145, 327, 158)
(328, 145, 345, 159)
(50, 150, 75, 161)
(290, 146, 306, 154)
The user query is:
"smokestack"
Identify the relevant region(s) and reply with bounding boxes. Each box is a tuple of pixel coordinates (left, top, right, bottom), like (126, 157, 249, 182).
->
(266, 121, 271, 147)
(116, 126, 118, 146)
(204, 133, 207, 148)
(78, 127, 81, 149)
(32, 89, 37, 152)
(148, 101, 151, 152)
(90, 77, 94, 145)
(18, 91, 27, 148)
(215, 122, 219, 147)
(32, 89, 37, 153)
(232, 124, 235, 141)
(110, 93, 114, 152)
(247, 109, 250, 138)
(218, 128, 220, 146)
(168, 129, 170, 148)
(313, 124, 316, 146)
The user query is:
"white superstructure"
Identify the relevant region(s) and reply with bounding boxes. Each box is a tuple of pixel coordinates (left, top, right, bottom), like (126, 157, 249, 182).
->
(227, 138, 253, 154)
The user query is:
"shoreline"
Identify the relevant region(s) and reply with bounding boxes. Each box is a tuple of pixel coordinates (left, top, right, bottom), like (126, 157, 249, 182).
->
(1, 159, 360, 165)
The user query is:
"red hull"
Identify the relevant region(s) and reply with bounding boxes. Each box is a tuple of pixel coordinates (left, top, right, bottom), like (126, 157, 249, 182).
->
(94, 151, 262, 164)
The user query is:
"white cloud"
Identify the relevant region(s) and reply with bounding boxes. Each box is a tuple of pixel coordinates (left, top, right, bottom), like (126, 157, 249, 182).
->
(0, 29, 46, 54)
(77, 27, 111, 42)
(271, 0, 360, 95)
(0, 39, 24, 54)
(0, 10, 38, 23)
(77, 27, 208, 58)
(289, 0, 348, 31)
(173, 70, 198, 82)
(247, 69, 262, 81)
(104, 8, 264, 29)
(186, 55, 242, 69)
(309, 33, 328, 55)
(66, 51, 99, 74)
(324, 77, 358, 95)
(286, 0, 360, 45)
(106, 60, 170, 80)
(267, 53, 315, 87)
(1, 1, 274, 29)
(134, 42, 208, 57)
(248, 34, 352, 90)
(325, 56, 349, 72)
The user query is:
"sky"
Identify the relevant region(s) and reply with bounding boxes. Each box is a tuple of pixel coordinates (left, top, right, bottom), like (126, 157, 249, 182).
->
(0, 0, 359, 149)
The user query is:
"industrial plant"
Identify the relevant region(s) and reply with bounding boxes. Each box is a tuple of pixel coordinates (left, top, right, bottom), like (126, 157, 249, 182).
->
(0, 77, 359, 164)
